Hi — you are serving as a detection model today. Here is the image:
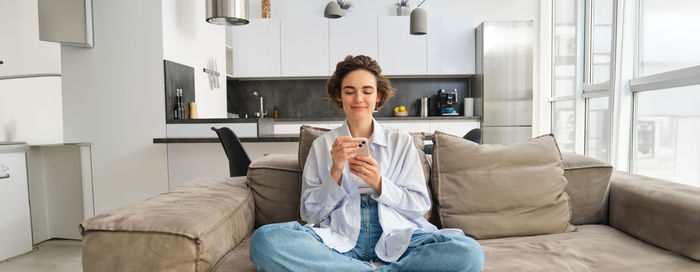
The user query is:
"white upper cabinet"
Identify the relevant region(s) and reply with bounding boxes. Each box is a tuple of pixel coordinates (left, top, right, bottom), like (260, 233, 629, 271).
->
(377, 17, 427, 76)
(281, 18, 329, 77)
(228, 16, 475, 78)
(329, 17, 378, 71)
(0, 0, 61, 77)
(427, 16, 475, 75)
(230, 18, 281, 77)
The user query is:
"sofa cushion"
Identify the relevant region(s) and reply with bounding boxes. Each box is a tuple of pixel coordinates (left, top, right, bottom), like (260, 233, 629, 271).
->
(80, 177, 254, 272)
(211, 234, 257, 272)
(298, 125, 331, 177)
(248, 154, 302, 228)
(480, 224, 700, 271)
(214, 225, 700, 272)
(431, 131, 575, 239)
(561, 152, 613, 225)
(609, 171, 700, 261)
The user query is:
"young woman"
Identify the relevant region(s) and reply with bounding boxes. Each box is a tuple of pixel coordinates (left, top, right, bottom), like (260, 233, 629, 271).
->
(249, 55, 484, 271)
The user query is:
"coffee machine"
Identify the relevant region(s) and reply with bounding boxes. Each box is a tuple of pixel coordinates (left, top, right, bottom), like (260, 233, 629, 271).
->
(436, 89, 459, 116)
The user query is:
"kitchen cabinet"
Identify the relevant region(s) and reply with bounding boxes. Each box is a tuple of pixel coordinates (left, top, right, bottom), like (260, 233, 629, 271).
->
(27, 144, 95, 243)
(427, 16, 475, 75)
(281, 18, 329, 77)
(228, 16, 475, 78)
(377, 16, 427, 75)
(329, 17, 378, 71)
(0, 0, 60, 78)
(0, 143, 32, 261)
(229, 18, 280, 77)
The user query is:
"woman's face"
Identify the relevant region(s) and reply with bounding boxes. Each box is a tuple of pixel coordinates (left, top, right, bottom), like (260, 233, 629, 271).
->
(338, 69, 381, 121)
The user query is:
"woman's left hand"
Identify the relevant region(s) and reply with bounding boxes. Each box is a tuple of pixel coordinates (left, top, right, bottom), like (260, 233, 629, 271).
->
(349, 155, 382, 194)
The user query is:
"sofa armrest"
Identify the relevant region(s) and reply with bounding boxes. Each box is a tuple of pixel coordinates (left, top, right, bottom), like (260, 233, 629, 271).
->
(609, 171, 700, 261)
(247, 154, 302, 228)
(81, 176, 255, 272)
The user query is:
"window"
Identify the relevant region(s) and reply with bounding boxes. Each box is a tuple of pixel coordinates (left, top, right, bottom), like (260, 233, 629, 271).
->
(551, 0, 580, 153)
(552, 100, 576, 151)
(582, 0, 616, 162)
(638, 0, 700, 76)
(547, 0, 700, 186)
(633, 85, 700, 187)
(630, 0, 700, 187)
(585, 96, 610, 161)
(590, 0, 614, 84)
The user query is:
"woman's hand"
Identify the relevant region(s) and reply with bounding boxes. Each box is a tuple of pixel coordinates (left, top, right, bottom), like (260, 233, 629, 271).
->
(349, 155, 382, 194)
(330, 136, 359, 184)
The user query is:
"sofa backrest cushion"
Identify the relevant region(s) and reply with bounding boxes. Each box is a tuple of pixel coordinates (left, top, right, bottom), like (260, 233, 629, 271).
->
(431, 131, 576, 239)
(248, 154, 303, 228)
(561, 152, 613, 225)
(298, 125, 331, 179)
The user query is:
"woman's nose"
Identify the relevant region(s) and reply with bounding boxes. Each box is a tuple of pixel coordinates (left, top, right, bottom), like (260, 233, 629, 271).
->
(353, 93, 362, 102)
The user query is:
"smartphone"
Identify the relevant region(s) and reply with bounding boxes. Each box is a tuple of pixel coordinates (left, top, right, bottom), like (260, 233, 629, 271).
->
(348, 137, 370, 158)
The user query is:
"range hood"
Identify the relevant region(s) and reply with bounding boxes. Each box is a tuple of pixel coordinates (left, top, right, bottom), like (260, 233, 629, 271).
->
(206, 0, 249, 26)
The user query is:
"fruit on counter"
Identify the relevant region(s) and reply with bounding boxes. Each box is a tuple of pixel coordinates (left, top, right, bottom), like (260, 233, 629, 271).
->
(394, 106, 400, 113)
(399, 106, 407, 112)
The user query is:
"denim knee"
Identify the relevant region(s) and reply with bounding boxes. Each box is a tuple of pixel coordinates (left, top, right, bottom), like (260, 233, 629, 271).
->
(455, 236, 484, 272)
(249, 222, 299, 264)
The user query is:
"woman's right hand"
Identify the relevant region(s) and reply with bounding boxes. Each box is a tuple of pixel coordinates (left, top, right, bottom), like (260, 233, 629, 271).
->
(330, 136, 358, 184)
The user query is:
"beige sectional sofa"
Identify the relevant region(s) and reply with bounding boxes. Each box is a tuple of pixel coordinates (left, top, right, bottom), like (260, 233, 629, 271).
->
(80, 134, 700, 271)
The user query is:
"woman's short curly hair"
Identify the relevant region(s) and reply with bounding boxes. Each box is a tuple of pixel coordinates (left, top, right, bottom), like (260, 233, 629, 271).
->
(326, 55, 395, 109)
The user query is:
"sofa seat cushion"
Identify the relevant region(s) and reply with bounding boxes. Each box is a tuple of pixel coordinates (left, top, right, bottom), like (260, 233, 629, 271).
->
(211, 234, 257, 272)
(80, 177, 255, 272)
(480, 224, 700, 271)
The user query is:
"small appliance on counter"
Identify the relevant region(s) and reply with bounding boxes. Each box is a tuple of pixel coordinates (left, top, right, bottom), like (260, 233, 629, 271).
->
(436, 89, 459, 116)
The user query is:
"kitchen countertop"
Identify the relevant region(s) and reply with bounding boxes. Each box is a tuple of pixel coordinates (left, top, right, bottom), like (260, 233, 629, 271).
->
(167, 116, 480, 124)
(153, 134, 434, 144)
(0, 142, 29, 153)
(153, 135, 300, 143)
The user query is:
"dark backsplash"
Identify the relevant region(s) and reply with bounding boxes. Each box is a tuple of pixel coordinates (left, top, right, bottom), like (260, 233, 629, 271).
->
(227, 77, 471, 118)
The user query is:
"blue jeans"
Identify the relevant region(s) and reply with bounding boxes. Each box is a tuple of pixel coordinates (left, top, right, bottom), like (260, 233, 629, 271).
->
(250, 194, 484, 271)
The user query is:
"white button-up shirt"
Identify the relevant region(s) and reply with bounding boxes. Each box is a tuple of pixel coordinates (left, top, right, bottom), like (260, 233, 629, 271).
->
(300, 118, 464, 262)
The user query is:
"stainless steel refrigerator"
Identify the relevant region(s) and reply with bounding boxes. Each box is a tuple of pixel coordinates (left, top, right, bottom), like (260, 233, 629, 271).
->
(473, 21, 534, 144)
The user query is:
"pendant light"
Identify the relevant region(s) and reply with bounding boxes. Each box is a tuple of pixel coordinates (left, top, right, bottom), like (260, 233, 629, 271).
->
(324, 1, 342, 19)
(410, 0, 427, 35)
(206, 0, 249, 26)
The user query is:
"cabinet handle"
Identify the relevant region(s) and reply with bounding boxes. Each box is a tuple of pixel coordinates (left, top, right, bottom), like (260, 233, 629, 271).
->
(0, 165, 9, 179)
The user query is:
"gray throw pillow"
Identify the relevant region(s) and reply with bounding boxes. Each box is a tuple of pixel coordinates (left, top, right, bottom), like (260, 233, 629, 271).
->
(431, 131, 575, 239)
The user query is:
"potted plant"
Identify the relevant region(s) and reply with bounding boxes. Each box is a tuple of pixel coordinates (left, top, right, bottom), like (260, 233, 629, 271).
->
(396, 0, 411, 16)
(336, 0, 353, 16)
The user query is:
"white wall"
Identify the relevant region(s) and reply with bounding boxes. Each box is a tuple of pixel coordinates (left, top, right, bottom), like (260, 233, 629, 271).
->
(61, 0, 168, 214)
(162, 0, 227, 118)
(246, 0, 537, 23)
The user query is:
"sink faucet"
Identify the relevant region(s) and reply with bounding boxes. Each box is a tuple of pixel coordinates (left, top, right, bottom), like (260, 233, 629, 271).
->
(253, 91, 266, 118)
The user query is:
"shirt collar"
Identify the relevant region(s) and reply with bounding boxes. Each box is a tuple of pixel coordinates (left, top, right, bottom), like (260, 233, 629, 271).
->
(340, 117, 387, 148)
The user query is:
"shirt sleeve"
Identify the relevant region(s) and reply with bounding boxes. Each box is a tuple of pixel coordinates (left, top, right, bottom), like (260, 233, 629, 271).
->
(300, 141, 349, 224)
(371, 133, 431, 220)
